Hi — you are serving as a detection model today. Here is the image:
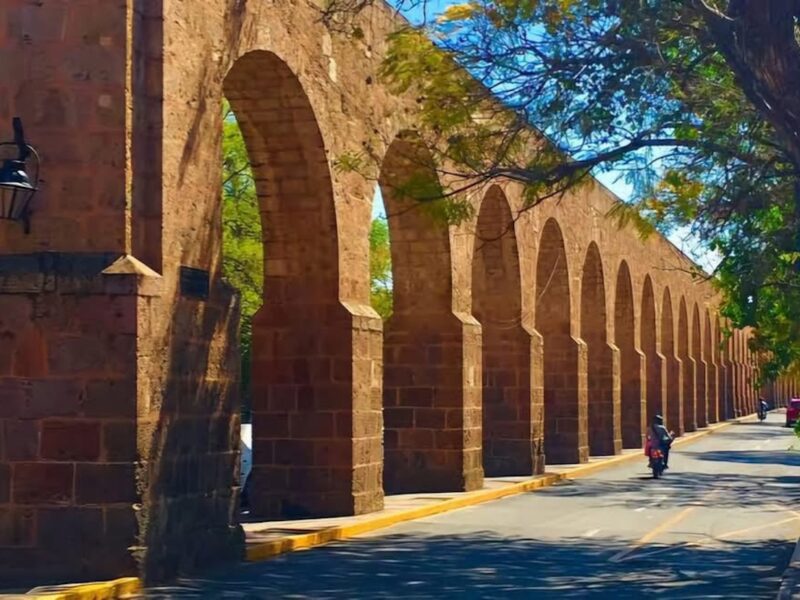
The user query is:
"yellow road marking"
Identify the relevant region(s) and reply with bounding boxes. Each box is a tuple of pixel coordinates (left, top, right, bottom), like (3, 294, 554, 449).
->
(609, 506, 696, 563)
(714, 515, 800, 541)
(619, 515, 800, 562)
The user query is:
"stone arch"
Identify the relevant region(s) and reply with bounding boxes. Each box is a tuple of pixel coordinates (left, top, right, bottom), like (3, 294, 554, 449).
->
(705, 311, 719, 423)
(536, 219, 587, 464)
(692, 304, 708, 427)
(661, 289, 683, 434)
(380, 132, 482, 493)
(678, 298, 697, 432)
(224, 51, 383, 518)
(380, 133, 451, 315)
(580, 242, 620, 456)
(641, 276, 663, 425)
(472, 185, 536, 475)
(615, 261, 644, 448)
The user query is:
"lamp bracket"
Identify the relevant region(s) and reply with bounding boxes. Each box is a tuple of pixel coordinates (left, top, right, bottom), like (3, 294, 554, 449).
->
(12, 117, 30, 161)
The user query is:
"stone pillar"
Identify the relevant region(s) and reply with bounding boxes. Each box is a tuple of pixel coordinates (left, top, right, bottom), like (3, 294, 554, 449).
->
(692, 308, 707, 428)
(384, 312, 483, 493)
(683, 356, 697, 432)
(0, 0, 161, 583)
(472, 189, 542, 476)
(588, 343, 622, 456)
(661, 294, 683, 435)
(719, 335, 732, 420)
(707, 318, 719, 423)
(0, 255, 154, 582)
(667, 355, 684, 436)
(250, 303, 384, 518)
(696, 357, 709, 428)
(543, 337, 589, 464)
(480, 325, 541, 476)
(731, 329, 745, 417)
(580, 246, 620, 456)
(621, 350, 646, 448)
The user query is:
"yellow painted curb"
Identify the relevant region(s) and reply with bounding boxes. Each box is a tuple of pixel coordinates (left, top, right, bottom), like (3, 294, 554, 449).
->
(24, 577, 141, 599)
(246, 414, 753, 562)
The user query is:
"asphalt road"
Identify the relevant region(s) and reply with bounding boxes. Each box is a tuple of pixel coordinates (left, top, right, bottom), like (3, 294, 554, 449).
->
(146, 412, 800, 599)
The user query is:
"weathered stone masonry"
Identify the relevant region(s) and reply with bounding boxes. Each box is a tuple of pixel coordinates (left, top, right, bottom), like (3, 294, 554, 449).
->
(0, 0, 793, 585)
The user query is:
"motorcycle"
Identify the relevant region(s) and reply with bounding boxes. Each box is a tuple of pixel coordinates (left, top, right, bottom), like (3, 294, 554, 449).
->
(758, 409, 766, 422)
(649, 447, 665, 479)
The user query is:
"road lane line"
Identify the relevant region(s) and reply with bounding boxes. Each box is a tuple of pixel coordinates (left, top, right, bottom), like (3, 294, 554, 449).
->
(712, 515, 800, 541)
(608, 506, 696, 563)
(618, 515, 800, 562)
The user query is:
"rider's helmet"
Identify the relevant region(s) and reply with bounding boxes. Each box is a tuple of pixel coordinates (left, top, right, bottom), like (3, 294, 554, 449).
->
(653, 414, 664, 425)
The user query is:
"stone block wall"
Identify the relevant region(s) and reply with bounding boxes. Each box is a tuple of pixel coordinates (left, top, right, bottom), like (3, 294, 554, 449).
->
(0, 254, 146, 583)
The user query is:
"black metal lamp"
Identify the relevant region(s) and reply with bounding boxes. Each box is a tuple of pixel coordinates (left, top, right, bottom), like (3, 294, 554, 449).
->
(0, 117, 39, 233)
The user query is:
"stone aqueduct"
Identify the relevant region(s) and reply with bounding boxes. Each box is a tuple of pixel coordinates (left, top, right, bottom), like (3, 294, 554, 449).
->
(0, 0, 797, 584)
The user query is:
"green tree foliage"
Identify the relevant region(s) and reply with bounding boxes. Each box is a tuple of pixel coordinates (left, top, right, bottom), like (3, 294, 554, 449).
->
(222, 102, 263, 416)
(358, 0, 800, 380)
(370, 216, 393, 318)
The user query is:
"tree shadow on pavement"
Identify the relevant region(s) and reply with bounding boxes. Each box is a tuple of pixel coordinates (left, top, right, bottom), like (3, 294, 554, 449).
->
(144, 533, 791, 599)
(542, 470, 800, 510)
(689, 449, 800, 467)
(714, 421, 794, 442)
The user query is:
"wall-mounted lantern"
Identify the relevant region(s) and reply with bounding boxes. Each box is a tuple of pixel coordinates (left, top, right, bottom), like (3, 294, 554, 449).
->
(0, 117, 39, 233)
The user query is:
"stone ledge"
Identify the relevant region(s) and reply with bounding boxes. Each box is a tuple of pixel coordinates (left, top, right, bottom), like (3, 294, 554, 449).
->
(0, 253, 163, 296)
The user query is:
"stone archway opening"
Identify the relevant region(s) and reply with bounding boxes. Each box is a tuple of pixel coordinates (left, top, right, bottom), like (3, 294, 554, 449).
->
(223, 50, 368, 520)
(641, 276, 662, 425)
(472, 186, 534, 476)
(369, 188, 393, 320)
(379, 133, 482, 493)
(536, 219, 587, 464)
(615, 261, 644, 449)
(580, 243, 619, 456)
(219, 97, 262, 510)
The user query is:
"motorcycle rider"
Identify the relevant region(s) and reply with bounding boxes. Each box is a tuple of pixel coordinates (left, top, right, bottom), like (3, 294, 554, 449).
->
(650, 414, 674, 470)
(758, 397, 769, 421)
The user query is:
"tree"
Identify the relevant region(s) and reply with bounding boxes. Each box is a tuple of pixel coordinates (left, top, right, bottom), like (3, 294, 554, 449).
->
(335, 0, 800, 380)
(370, 216, 393, 318)
(222, 101, 263, 417)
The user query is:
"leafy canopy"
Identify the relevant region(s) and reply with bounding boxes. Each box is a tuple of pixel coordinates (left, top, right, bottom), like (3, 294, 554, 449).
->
(370, 0, 800, 380)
